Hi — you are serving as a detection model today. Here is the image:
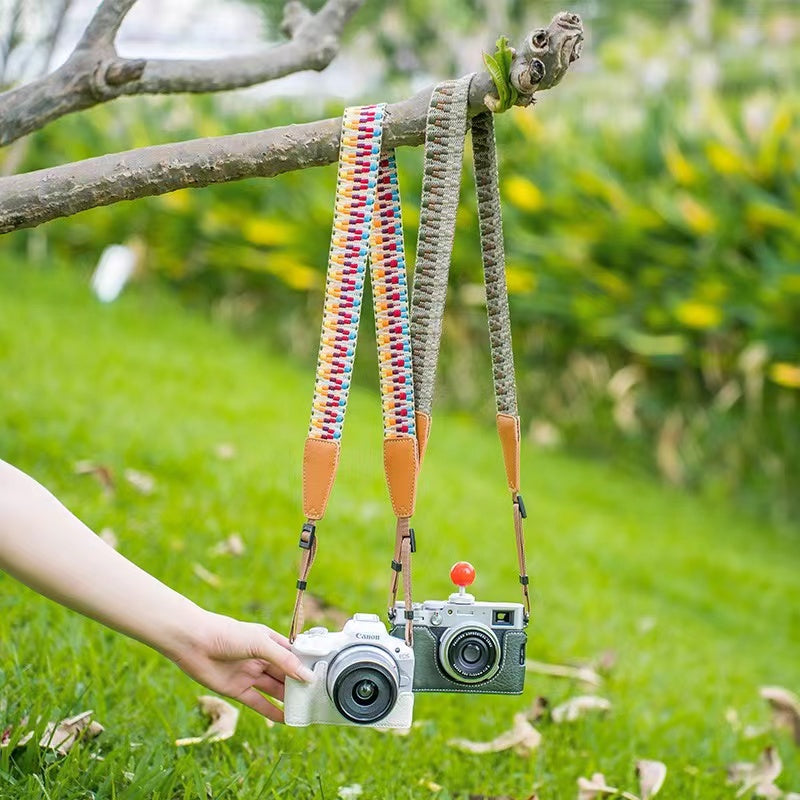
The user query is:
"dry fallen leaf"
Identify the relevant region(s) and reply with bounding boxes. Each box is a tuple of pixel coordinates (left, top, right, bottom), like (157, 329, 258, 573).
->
(193, 563, 222, 589)
(0, 716, 31, 749)
(577, 773, 623, 799)
(175, 696, 238, 746)
(99, 527, 118, 549)
(448, 713, 542, 757)
(525, 659, 602, 687)
(211, 533, 245, 558)
(337, 785, 363, 799)
(124, 468, 155, 495)
(74, 460, 115, 495)
(40, 710, 104, 755)
(636, 760, 667, 799)
(304, 593, 349, 628)
(760, 687, 800, 745)
(552, 695, 612, 723)
(728, 746, 783, 798)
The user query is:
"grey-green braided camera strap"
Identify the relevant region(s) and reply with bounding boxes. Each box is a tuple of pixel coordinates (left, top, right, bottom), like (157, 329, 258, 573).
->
(410, 74, 531, 622)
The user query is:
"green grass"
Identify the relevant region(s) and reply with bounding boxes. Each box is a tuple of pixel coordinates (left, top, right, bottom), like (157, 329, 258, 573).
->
(0, 260, 798, 800)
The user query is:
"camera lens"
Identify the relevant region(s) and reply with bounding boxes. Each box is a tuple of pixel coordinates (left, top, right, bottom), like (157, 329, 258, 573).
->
(439, 624, 501, 684)
(327, 645, 399, 724)
(353, 679, 378, 704)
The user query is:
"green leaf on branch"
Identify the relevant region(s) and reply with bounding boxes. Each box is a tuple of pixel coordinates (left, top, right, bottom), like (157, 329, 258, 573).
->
(483, 35, 519, 113)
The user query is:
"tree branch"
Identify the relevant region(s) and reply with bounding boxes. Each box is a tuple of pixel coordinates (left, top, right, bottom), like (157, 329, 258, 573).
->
(0, 12, 584, 235)
(76, 0, 138, 49)
(0, 0, 365, 147)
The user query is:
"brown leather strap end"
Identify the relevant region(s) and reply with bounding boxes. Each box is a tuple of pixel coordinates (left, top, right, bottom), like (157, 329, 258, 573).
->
(383, 436, 418, 518)
(497, 413, 521, 493)
(415, 411, 431, 465)
(302, 437, 340, 520)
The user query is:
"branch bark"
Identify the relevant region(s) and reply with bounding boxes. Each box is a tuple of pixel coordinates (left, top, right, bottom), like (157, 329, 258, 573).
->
(0, 74, 493, 234)
(0, 11, 583, 235)
(0, 0, 364, 147)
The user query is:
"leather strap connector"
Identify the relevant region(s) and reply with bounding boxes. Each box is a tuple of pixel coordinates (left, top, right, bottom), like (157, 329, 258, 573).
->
(302, 437, 340, 520)
(497, 413, 521, 493)
(299, 521, 316, 549)
(391, 560, 402, 572)
(383, 436, 418, 518)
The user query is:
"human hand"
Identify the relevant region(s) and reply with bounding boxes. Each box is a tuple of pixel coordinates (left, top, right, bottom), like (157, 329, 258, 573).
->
(169, 611, 314, 723)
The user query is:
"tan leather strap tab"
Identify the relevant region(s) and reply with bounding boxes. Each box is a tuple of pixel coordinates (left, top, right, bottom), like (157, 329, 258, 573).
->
(415, 411, 431, 465)
(496, 413, 521, 493)
(383, 436, 418, 518)
(302, 437, 340, 520)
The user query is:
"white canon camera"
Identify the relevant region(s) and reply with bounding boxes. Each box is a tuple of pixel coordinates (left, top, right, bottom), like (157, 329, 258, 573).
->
(284, 613, 415, 728)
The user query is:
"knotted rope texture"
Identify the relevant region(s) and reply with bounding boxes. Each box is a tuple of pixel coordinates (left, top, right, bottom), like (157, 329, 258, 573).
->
(409, 76, 530, 621)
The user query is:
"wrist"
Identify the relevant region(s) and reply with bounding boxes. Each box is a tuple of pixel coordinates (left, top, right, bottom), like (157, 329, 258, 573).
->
(151, 599, 212, 663)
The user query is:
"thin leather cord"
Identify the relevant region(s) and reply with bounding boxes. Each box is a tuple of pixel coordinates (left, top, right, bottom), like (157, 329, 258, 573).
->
(388, 516, 414, 644)
(289, 525, 317, 641)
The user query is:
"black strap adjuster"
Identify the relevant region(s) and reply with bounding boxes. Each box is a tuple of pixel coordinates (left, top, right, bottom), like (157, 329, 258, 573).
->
(391, 560, 402, 572)
(299, 522, 316, 550)
(515, 493, 527, 519)
(519, 574, 529, 586)
(296, 579, 308, 590)
(404, 609, 415, 621)
(409, 527, 417, 553)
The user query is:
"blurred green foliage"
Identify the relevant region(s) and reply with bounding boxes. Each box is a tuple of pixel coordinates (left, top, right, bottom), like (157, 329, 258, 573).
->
(2, 4, 799, 521)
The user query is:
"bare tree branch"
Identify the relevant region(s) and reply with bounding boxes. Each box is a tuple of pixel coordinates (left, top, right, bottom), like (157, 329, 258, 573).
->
(0, 75, 487, 234)
(0, 0, 365, 147)
(0, 12, 584, 235)
(77, 0, 138, 49)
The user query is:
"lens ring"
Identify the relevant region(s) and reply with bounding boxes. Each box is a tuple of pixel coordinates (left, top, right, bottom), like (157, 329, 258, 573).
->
(439, 625, 501, 684)
(332, 663, 398, 724)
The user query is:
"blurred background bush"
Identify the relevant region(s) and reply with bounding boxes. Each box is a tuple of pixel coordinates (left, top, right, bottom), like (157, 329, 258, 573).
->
(2, 0, 798, 522)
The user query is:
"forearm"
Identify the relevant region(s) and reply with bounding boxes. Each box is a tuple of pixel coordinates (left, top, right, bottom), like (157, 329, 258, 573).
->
(0, 459, 203, 659)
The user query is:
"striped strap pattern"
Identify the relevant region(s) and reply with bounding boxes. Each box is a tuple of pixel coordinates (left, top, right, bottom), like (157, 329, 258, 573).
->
(292, 104, 417, 642)
(309, 106, 415, 442)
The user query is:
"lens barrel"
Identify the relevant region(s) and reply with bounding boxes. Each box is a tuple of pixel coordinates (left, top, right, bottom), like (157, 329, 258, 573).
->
(327, 645, 400, 724)
(439, 624, 501, 683)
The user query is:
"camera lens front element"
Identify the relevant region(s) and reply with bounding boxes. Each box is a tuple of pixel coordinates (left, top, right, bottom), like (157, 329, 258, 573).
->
(440, 624, 501, 684)
(327, 645, 400, 724)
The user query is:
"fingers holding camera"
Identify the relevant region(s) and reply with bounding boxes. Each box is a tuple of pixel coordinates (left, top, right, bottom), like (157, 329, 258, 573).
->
(254, 628, 315, 684)
(252, 671, 286, 701)
(237, 686, 285, 723)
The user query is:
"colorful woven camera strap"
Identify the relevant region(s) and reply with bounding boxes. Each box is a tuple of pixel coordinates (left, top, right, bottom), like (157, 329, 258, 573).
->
(406, 75, 531, 623)
(290, 103, 419, 644)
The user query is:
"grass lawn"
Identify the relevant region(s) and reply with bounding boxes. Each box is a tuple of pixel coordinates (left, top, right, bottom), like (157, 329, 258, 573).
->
(0, 260, 798, 800)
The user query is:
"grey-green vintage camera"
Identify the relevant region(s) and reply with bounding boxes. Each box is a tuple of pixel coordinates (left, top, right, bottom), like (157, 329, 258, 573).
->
(388, 590, 527, 695)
